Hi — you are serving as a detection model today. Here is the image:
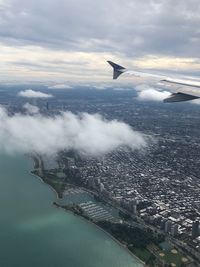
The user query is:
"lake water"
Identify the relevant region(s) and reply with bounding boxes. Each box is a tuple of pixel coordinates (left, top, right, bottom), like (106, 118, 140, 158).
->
(0, 153, 143, 267)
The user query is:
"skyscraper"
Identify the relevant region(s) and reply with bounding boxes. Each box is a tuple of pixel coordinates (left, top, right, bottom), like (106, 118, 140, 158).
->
(171, 224, 179, 237)
(192, 221, 199, 239)
(165, 220, 172, 233)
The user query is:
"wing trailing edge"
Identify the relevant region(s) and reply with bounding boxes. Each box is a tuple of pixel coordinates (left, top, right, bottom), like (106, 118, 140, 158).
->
(164, 92, 200, 103)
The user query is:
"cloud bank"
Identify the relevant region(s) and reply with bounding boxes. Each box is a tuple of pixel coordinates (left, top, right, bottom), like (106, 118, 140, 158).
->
(48, 84, 73, 89)
(18, 89, 53, 98)
(0, 107, 148, 156)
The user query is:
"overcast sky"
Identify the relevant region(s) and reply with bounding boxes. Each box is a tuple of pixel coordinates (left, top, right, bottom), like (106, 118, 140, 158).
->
(0, 0, 200, 83)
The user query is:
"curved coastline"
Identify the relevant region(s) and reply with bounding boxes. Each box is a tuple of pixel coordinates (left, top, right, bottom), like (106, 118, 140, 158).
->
(30, 168, 145, 266)
(31, 172, 61, 199)
(32, 170, 144, 265)
(1, 153, 147, 267)
(53, 203, 145, 266)
(78, 213, 145, 266)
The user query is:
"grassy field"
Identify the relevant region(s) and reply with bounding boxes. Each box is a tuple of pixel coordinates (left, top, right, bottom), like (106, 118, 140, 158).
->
(132, 248, 152, 262)
(157, 248, 188, 267)
(131, 248, 155, 266)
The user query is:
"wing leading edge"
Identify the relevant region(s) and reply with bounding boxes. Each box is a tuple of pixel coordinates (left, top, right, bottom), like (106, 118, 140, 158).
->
(107, 61, 200, 103)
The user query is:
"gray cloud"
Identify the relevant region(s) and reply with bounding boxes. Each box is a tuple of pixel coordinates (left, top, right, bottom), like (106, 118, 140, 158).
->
(23, 103, 40, 114)
(10, 60, 89, 70)
(0, 107, 148, 156)
(0, 0, 200, 57)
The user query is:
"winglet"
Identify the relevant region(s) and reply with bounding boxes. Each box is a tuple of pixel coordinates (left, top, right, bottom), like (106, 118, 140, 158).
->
(107, 61, 126, 79)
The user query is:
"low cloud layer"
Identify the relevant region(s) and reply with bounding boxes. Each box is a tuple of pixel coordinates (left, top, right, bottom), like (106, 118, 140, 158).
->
(137, 88, 171, 102)
(0, 107, 148, 156)
(18, 89, 53, 98)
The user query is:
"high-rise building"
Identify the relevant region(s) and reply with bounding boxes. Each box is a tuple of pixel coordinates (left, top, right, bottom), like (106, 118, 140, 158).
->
(160, 218, 167, 230)
(99, 182, 105, 192)
(192, 221, 199, 239)
(88, 176, 95, 188)
(171, 224, 179, 237)
(165, 220, 172, 233)
(133, 205, 137, 215)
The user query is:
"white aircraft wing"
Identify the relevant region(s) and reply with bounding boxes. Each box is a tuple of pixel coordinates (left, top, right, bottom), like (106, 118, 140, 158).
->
(107, 61, 200, 103)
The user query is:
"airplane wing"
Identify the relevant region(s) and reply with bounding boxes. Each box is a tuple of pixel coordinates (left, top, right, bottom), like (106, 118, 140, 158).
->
(107, 61, 200, 103)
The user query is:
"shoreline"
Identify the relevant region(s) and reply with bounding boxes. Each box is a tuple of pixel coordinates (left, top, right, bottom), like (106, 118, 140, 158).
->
(29, 155, 145, 266)
(32, 171, 145, 265)
(80, 216, 145, 266)
(53, 203, 145, 266)
(29, 154, 62, 200)
(30, 171, 61, 200)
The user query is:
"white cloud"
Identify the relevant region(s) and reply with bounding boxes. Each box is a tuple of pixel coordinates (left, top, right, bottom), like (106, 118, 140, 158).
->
(48, 84, 72, 89)
(0, 107, 149, 156)
(113, 87, 131, 91)
(92, 85, 109, 90)
(137, 88, 171, 102)
(18, 89, 53, 98)
(23, 103, 39, 114)
(191, 99, 200, 105)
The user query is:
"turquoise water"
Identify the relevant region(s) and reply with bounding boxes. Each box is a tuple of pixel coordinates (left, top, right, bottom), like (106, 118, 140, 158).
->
(0, 153, 143, 267)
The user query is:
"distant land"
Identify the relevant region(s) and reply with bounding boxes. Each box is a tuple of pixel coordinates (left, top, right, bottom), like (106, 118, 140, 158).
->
(0, 84, 200, 266)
